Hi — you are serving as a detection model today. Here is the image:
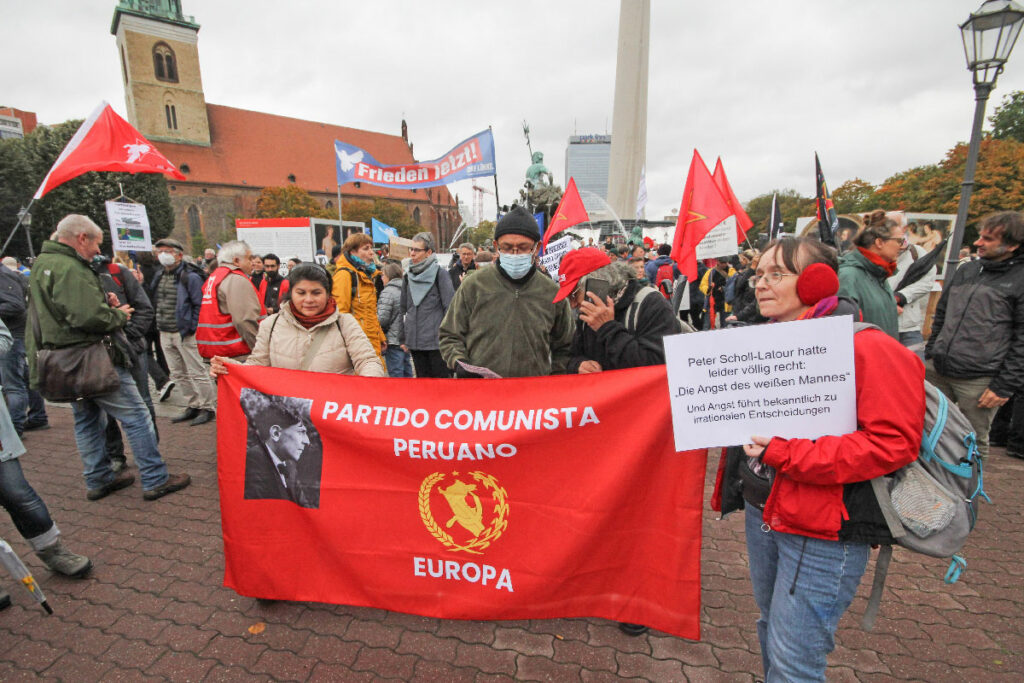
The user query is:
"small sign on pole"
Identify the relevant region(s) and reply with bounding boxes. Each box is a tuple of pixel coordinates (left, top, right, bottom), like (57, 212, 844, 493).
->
(105, 201, 152, 252)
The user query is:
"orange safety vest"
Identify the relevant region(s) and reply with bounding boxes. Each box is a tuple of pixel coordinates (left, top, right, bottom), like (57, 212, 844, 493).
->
(196, 266, 266, 358)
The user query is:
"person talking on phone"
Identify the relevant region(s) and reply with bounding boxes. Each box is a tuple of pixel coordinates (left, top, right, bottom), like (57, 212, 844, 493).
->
(555, 248, 683, 379)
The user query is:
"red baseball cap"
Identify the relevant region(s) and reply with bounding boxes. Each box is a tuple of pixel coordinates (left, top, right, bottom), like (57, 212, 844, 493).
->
(552, 248, 611, 303)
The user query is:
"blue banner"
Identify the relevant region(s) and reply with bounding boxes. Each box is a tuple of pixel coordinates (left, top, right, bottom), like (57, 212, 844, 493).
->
(371, 218, 398, 244)
(335, 130, 496, 190)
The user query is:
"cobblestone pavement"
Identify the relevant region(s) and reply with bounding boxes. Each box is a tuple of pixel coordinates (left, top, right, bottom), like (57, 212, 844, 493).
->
(1, 407, 1022, 682)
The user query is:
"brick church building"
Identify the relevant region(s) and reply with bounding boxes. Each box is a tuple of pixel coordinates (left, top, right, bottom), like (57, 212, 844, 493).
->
(111, 0, 461, 252)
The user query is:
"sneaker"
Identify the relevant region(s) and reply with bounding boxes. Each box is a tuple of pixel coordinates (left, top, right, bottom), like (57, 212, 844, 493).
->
(158, 381, 176, 402)
(190, 409, 215, 426)
(170, 407, 200, 424)
(22, 420, 50, 432)
(143, 473, 191, 501)
(86, 469, 135, 501)
(618, 622, 649, 636)
(36, 540, 92, 578)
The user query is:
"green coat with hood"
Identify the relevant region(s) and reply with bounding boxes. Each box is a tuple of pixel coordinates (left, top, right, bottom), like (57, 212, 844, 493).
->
(837, 248, 899, 338)
(27, 240, 129, 388)
(439, 264, 573, 378)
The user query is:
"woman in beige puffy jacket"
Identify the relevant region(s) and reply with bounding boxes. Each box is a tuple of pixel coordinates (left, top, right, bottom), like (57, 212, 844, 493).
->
(211, 263, 385, 377)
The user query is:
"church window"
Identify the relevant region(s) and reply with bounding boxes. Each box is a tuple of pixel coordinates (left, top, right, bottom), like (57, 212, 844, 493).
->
(187, 205, 201, 237)
(153, 43, 178, 83)
(165, 104, 178, 130)
(326, 201, 333, 209)
(287, 174, 296, 183)
(413, 207, 421, 226)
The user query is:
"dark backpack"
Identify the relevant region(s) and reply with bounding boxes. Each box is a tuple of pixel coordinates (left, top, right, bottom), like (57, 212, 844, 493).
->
(724, 273, 740, 305)
(0, 268, 27, 324)
(655, 263, 674, 298)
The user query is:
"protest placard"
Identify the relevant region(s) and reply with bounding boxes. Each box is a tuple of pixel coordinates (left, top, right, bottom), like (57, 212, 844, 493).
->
(105, 201, 152, 251)
(695, 215, 738, 260)
(538, 236, 572, 281)
(664, 315, 857, 451)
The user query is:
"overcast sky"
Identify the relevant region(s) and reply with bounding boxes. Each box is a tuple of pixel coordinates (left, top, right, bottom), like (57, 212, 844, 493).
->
(5, 1, 1024, 222)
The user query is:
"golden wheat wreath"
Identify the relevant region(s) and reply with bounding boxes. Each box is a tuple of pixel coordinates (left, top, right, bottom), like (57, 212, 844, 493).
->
(419, 471, 509, 555)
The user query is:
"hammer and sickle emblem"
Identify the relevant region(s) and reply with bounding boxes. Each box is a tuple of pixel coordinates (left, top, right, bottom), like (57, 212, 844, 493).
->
(439, 479, 485, 536)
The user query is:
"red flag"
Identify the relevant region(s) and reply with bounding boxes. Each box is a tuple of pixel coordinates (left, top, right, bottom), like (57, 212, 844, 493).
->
(542, 177, 589, 248)
(712, 158, 753, 243)
(670, 150, 733, 281)
(218, 364, 707, 640)
(34, 101, 185, 199)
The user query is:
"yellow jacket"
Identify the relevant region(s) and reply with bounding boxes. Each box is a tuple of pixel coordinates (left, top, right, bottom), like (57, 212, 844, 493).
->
(332, 256, 386, 360)
(700, 266, 736, 312)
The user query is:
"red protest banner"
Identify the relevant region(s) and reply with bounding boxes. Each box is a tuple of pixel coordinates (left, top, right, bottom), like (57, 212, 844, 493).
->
(217, 365, 706, 639)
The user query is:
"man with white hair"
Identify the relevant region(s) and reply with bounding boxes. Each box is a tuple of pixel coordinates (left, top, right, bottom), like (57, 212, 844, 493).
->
(27, 214, 190, 501)
(196, 240, 264, 360)
(1, 256, 19, 272)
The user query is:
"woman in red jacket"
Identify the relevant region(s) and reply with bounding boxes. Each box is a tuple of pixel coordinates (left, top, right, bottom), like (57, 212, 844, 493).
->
(713, 236, 925, 682)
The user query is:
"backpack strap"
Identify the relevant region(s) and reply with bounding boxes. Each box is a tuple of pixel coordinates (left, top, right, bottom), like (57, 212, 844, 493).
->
(861, 545, 893, 631)
(626, 286, 659, 334)
(339, 267, 359, 302)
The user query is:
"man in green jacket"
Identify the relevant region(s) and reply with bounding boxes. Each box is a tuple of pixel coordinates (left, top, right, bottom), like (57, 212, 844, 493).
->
(28, 215, 190, 501)
(439, 207, 573, 378)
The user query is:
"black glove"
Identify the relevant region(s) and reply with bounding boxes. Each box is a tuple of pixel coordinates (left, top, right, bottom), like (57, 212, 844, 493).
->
(455, 365, 482, 379)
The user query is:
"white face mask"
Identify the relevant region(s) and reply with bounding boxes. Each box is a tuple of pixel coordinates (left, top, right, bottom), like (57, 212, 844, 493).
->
(157, 252, 177, 267)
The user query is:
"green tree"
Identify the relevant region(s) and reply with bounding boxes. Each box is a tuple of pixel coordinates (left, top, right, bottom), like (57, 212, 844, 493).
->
(342, 198, 420, 238)
(0, 119, 174, 258)
(871, 137, 1024, 243)
(989, 90, 1024, 142)
(255, 185, 332, 219)
(743, 189, 816, 237)
(831, 178, 876, 214)
(466, 220, 495, 248)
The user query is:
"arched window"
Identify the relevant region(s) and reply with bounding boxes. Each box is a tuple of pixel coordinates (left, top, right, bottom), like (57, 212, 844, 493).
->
(413, 207, 421, 226)
(164, 104, 178, 130)
(187, 205, 201, 237)
(153, 42, 178, 83)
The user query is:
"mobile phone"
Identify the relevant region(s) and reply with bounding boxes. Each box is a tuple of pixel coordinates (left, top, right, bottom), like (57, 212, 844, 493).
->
(583, 276, 613, 303)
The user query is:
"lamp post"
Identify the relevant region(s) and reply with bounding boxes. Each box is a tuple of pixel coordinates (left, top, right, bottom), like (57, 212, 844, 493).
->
(947, 0, 1024, 275)
(16, 206, 34, 259)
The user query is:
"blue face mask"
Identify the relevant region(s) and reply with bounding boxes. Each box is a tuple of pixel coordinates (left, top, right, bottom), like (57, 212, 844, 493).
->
(499, 253, 533, 279)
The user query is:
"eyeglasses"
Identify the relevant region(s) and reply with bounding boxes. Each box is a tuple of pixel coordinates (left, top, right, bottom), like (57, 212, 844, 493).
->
(752, 271, 799, 287)
(496, 243, 535, 255)
(408, 247, 427, 254)
(885, 236, 909, 247)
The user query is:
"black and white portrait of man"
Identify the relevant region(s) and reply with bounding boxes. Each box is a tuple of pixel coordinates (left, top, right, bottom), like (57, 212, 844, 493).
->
(241, 390, 322, 509)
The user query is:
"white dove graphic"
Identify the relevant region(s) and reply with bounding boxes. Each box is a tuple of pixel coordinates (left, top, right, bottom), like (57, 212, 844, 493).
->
(337, 148, 364, 172)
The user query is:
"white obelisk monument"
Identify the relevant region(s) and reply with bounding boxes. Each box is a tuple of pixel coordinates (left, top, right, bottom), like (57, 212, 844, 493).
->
(606, 0, 650, 222)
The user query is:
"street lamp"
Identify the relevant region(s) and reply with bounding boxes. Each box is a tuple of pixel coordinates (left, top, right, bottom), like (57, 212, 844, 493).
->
(16, 206, 34, 259)
(947, 0, 1024, 275)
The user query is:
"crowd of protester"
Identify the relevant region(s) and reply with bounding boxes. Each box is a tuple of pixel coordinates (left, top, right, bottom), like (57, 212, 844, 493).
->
(1, 206, 1021, 683)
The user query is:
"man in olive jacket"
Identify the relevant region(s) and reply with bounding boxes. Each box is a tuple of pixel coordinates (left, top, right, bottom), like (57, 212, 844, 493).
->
(439, 207, 573, 378)
(28, 215, 190, 502)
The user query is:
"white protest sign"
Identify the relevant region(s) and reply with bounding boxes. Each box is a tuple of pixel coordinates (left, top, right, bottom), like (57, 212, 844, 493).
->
(538, 236, 572, 282)
(695, 215, 738, 260)
(663, 315, 857, 451)
(105, 201, 152, 252)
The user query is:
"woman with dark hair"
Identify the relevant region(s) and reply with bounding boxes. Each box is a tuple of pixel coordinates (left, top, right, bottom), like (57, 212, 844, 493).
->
(332, 233, 386, 363)
(210, 263, 384, 377)
(837, 209, 904, 338)
(712, 236, 924, 682)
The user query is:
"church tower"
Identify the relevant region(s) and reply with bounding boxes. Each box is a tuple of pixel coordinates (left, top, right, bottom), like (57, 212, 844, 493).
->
(111, 0, 210, 146)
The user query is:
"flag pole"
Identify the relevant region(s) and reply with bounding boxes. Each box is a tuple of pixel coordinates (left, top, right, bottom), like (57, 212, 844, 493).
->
(0, 198, 36, 257)
(336, 183, 343, 243)
(489, 126, 501, 217)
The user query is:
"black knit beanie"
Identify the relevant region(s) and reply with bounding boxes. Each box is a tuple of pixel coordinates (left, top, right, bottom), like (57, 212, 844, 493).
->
(493, 206, 540, 242)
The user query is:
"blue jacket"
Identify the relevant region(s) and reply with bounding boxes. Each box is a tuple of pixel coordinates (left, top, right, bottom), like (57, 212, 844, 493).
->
(147, 262, 205, 338)
(645, 256, 681, 286)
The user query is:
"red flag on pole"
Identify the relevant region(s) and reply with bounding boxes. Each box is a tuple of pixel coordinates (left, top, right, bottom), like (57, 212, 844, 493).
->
(33, 101, 185, 199)
(542, 177, 590, 248)
(711, 158, 753, 243)
(670, 150, 733, 281)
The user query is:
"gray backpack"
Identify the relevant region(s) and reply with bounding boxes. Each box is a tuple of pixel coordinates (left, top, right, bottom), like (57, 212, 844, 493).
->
(857, 325, 989, 629)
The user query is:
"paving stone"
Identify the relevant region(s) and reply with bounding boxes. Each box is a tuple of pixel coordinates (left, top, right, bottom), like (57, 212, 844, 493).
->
(350, 646, 419, 679)
(586, 622, 651, 654)
(249, 648, 318, 682)
(515, 653, 583, 681)
(552, 638, 618, 673)
(615, 651, 685, 681)
(528, 618, 591, 642)
(201, 664, 273, 681)
(436, 619, 497, 644)
(298, 633, 362, 666)
(151, 622, 217, 652)
(648, 634, 718, 667)
(98, 638, 167, 670)
(492, 626, 555, 657)
(683, 664, 755, 682)
(145, 650, 217, 681)
(42, 651, 117, 681)
(453, 641, 518, 675)
(343, 617, 403, 648)
(579, 670, 647, 682)
(198, 634, 267, 666)
(396, 629, 459, 661)
(307, 662, 377, 682)
(410, 660, 479, 682)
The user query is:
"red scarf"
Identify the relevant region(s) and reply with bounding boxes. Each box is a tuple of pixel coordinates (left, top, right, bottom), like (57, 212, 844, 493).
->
(290, 297, 336, 329)
(856, 246, 897, 277)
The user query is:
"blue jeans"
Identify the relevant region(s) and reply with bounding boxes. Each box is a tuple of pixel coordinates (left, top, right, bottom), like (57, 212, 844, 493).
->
(745, 506, 869, 683)
(71, 366, 168, 491)
(0, 333, 48, 432)
(0, 457, 58, 548)
(899, 330, 924, 347)
(384, 346, 413, 378)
